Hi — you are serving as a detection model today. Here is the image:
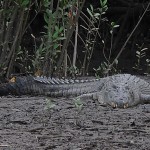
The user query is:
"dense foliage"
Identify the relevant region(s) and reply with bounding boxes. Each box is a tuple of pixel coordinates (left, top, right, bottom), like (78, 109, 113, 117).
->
(0, 0, 150, 78)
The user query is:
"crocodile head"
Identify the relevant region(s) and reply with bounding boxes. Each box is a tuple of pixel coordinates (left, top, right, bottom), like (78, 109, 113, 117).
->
(98, 83, 140, 108)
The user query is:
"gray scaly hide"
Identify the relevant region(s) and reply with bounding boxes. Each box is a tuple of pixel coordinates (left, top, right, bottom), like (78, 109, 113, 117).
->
(94, 74, 150, 108)
(34, 74, 150, 108)
(0, 74, 150, 108)
(33, 76, 103, 97)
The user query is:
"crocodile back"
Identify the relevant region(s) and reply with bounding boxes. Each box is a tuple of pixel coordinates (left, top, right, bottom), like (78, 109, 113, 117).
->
(33, 77, 102, 96)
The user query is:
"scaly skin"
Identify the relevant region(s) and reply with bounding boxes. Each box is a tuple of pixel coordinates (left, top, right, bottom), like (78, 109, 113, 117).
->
(96, 74, 150, 108)
(0, 76, 103, 96)
(0, 74, 150, 108)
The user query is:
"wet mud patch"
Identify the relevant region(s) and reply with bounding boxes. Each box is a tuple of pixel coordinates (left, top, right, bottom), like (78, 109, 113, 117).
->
(0, 96, 150, 150)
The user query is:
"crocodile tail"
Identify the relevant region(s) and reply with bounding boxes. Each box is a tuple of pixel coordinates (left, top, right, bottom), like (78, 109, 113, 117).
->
(0, 83, 11, 96)
(0, 76, 34, 96)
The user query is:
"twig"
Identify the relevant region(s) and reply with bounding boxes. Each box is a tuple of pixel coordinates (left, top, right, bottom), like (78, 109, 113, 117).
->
(56, 0, 85, 72)
(0, 145, 10, 147)
(106, 2, 150, 74)
(73, 22, 78, 68)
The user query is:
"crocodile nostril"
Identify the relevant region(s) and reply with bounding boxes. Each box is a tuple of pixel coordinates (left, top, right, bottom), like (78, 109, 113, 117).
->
(119, 98, 125, 101)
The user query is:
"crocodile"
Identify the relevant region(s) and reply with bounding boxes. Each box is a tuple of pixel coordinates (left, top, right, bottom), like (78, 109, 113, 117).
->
(0, 74, 150, 108)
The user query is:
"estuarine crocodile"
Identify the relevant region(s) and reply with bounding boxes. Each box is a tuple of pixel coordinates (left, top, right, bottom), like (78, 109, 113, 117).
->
(0, 74, 150, 108)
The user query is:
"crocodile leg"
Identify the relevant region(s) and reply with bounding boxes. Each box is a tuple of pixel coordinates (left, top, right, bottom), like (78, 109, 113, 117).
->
(75, 92, 110, 107)
(75, 92, 98, 100)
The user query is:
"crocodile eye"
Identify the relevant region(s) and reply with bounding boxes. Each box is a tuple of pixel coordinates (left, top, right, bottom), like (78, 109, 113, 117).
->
(129, 90, 134, 97)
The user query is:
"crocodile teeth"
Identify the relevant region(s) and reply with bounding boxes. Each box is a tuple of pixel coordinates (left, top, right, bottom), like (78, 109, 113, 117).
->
(111, 102, 117, 108)
(123, 103, 129, 109)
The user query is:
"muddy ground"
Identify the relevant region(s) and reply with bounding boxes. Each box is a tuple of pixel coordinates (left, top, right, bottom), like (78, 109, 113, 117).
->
(0, 95, 150, 150)
(0, 73, 150, 150)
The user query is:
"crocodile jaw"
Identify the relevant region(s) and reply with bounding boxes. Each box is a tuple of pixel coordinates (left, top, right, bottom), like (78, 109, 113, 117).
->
(98, 84, 141, 108)
(140, 94, 150, 103)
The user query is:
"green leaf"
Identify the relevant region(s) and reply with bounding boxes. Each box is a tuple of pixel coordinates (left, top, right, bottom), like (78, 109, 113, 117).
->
(113, 25, 120, 28)
(44, 13, 49, 24)
(52, 31, 59, 39)
(141, 48, 148, 51)
(90, 4, 93, 12)
(87, 8, 93, 18)
(53, 43, 59, 50)
(136, 51, 140, 55)
(102, 0, 107, 7)
(59, 26, 64, 33)
(100, 0, 103, 7)
(74, 98, 83, 111)
(44, 99, 56, 110)
(21, 0, 29, 7)
(55, 26, 59, 32)
(103, 5, 108, 11)
(0, 9, 4, 13)
(111, 22, 115, 27)
(43, 0, 50, 7)
(44, 25, 48, 30)
(94, 13, 100, 17)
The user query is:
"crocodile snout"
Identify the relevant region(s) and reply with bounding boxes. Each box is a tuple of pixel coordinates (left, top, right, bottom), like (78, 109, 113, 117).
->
(105, 94, 131, 108)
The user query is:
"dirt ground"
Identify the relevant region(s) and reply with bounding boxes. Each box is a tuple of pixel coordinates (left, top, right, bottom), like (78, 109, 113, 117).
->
(0, 94, 150, 150)
(0, 72, 150, 150)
